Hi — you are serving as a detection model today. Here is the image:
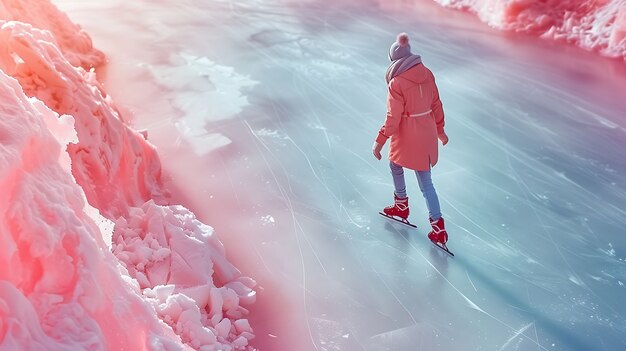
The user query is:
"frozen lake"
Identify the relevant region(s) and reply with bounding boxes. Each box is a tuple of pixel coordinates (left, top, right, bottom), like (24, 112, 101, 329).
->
(55, 0, 626, 350)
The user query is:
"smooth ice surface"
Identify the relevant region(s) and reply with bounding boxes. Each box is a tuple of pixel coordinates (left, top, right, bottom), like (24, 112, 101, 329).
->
(56, 0, 626, 350)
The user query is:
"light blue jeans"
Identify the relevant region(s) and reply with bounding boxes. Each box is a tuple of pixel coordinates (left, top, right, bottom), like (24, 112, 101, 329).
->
(390, 161, 442, 220)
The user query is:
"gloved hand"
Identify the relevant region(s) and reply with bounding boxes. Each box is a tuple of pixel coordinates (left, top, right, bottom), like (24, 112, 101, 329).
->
(438, 131, 449, 146)
(372, 142, 383, 160)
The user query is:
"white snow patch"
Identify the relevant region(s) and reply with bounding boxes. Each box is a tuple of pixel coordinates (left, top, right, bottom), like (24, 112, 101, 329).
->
(150, 53, 258, 156)
(599, 243, 616, 257)
(568, 275, 585, 286)
(261, 215, 276, 225)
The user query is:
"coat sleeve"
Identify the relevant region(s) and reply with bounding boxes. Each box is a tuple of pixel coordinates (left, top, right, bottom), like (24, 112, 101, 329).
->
(376, 78, 404, 145)
(431, 73, 445, 134)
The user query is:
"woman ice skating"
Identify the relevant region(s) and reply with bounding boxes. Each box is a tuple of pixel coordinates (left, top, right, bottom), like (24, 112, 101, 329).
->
(373, 32, 451, 252)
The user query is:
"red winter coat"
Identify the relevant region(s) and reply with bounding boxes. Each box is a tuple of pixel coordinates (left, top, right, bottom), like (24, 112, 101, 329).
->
(375, 63, 445, 171)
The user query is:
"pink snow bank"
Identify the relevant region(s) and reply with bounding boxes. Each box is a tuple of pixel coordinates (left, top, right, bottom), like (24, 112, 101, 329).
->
(433, 0, 626, 60)
(0, 1, 256, 350)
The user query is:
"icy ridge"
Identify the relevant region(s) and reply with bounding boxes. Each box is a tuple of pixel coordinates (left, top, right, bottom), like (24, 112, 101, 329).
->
(0, 1, 256, 350)
(0, 0, 104, 68)
(113, 201, 257, 350)
(0, 20, 164, 219)
(0, 70, 180, 351)
(433, 0, 626, 60)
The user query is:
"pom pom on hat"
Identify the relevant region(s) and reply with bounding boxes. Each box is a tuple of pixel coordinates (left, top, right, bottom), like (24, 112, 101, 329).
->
(397, 32, 409, 47)
(388, 32, 412, 61)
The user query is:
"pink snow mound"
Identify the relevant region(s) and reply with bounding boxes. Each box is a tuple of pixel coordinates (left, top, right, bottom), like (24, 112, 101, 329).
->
(0, 70, 182, 351)
(0, 0, 104, 68)
(0, 1, 258, 350)
(433, 0, 626, 60)
(113, 201, 257, 350)
(0, 20, 165, 219)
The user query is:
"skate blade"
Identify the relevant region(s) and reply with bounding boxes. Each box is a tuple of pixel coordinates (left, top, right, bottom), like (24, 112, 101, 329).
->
(379, 212, 417, 228)
(431, 240, 455, 256)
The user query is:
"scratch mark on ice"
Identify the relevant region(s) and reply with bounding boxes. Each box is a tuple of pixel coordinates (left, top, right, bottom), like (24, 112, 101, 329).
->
(370, 264, 418, 325)
(384, 221, 551, 350)
(498, 322, 533, 351)
(244, 119, 320, 351)
(466, 271, 478, 292)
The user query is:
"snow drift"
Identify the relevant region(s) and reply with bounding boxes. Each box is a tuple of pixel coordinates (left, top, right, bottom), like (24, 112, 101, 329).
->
(0, 20, 164, 219)
(0, 68, 179, 351)
(113, 201, 256, 350)
(0, 0, 104, 68)
(432, 0, 626, 60)
(0, 1, 256, 350)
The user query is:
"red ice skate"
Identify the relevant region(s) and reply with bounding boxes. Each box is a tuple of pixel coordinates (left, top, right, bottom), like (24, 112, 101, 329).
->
(428, 217, 453, 256)
(379, 194, 416, 228)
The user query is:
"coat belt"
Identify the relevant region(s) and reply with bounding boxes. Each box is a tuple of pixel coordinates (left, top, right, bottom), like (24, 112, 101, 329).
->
(403, 109, 432, 117)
